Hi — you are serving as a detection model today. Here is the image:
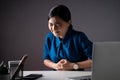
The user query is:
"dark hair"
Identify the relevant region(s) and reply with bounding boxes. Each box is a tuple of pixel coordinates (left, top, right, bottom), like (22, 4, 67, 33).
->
(48, 5, 71, 22)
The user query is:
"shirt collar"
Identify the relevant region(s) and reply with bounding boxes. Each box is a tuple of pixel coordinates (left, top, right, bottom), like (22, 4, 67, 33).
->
(56, 26, 73, 47)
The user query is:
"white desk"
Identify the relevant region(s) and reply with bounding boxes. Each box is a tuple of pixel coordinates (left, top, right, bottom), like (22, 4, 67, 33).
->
(24, 71, 92, 80)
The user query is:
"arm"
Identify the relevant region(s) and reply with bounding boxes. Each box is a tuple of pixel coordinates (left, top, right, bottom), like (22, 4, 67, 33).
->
(44, 58, 92, 71)
(77, 59, 92, 69)
(44, 59, 67, 70)
(44, 59, 75, 71)
(44, 59, 57, 70)
(57, 59, 92, 71)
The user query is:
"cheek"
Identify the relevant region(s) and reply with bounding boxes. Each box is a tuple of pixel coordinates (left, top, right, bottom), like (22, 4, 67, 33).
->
(48, 26, 53, 32)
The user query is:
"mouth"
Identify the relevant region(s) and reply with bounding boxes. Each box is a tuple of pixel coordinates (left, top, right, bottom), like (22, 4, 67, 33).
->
(54, 31, 60, 34)
(53, 31, 61, 36)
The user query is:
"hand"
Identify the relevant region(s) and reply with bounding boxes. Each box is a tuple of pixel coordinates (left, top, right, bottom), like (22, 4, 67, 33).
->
(55, 61, 63, 70)
(55, 59, 73, 71)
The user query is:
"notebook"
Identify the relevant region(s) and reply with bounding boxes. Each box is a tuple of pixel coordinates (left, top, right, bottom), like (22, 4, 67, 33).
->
(92, 42, 120, 80)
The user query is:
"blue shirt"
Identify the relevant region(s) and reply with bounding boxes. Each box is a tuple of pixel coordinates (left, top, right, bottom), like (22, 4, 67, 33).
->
(43, 27, 93, 63)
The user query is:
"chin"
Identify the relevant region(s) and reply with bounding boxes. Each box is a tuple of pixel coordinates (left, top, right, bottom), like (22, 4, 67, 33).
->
(54, 34, 60, 37)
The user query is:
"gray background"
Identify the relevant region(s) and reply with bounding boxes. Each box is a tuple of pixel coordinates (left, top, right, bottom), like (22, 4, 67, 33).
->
(0, 0, 120, 70)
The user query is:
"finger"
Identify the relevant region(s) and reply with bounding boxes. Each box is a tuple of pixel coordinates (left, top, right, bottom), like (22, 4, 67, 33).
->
(60, 59, 67, 64)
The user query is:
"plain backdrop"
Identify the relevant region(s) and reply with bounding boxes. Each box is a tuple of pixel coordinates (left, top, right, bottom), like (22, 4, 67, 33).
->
(0, 0, 120, 70)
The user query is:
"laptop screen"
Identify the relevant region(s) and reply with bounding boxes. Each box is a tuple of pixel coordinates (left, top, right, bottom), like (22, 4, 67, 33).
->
(92, 42, 120, 80)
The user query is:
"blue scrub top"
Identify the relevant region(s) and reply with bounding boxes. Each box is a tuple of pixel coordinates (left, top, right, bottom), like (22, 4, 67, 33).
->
(43, 27, 93, 63)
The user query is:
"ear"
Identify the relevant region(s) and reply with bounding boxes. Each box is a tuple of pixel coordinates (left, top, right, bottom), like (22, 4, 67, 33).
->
(68, 20, 72, 24)
(67, 20, 72, 27)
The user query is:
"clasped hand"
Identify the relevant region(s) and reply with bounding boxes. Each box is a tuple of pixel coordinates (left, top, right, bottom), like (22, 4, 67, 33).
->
(55, 59, 73, 71)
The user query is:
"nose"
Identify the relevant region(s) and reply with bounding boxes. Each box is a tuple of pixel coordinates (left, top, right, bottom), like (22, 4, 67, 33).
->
(52, 25, 58, 30)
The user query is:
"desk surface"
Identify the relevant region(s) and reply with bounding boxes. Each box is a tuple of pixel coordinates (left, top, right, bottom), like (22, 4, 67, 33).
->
(24, 71, 92, 80)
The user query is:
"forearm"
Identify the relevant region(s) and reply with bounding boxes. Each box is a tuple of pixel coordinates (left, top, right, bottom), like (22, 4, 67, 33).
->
(44, 59, 73, 70)
(44, 59, 92, 70)
(77, 59, 92, 69)
(44, 59, 57, 69)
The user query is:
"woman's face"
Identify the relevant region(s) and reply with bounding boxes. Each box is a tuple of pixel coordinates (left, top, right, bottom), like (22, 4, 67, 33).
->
(48, 16, 71, 39)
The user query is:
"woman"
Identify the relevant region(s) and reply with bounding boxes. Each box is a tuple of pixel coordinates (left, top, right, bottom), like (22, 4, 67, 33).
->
(43, 5, 93, 71)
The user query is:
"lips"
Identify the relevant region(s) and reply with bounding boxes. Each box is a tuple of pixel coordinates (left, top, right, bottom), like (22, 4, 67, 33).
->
(54, 31, 60, 34)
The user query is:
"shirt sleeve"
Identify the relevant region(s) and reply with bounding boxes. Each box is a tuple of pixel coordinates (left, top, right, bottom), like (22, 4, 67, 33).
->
(80, 32, 93, 59)
(42, 33, 52, 60)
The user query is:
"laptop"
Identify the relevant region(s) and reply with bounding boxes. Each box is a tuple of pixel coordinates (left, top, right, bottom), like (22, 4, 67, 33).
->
(68, 42, 120, 80)
(68, 75, 91, 80)
(92, 42, 120, 80)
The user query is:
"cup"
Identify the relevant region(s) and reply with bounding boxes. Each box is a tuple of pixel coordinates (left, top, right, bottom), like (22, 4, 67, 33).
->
(8, 60, 23, 79)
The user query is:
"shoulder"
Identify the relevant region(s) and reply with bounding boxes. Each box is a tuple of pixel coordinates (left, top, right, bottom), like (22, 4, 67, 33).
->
(70, 29, 90, 43)
(72, 29, 86, 37)
(46, 32, 54, 38)
(45, 32, 54, 42)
